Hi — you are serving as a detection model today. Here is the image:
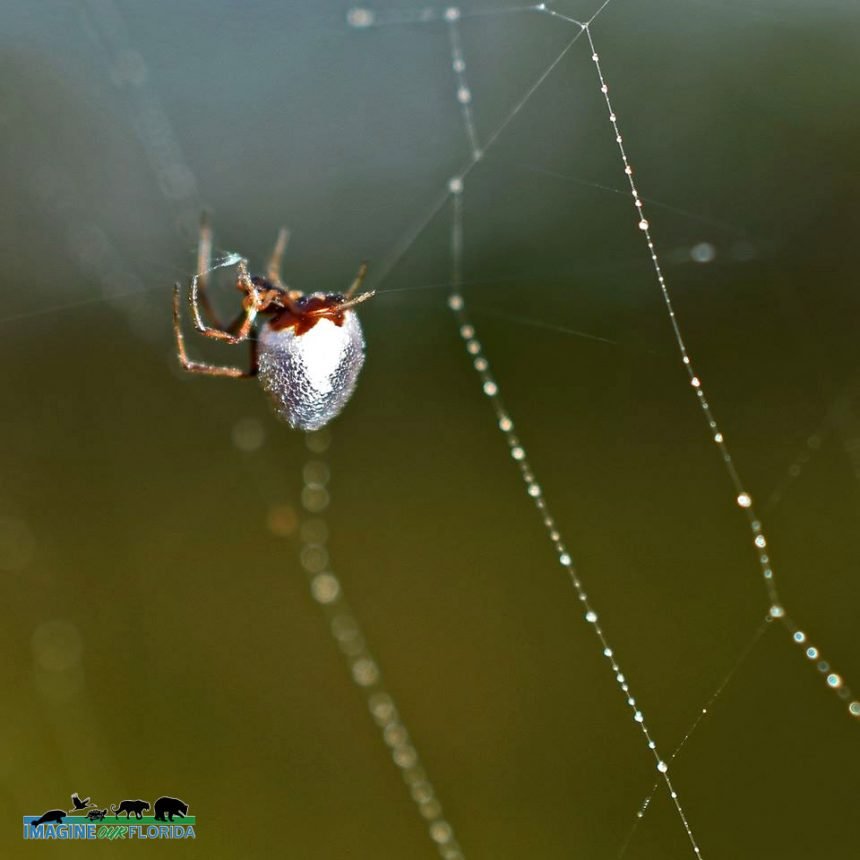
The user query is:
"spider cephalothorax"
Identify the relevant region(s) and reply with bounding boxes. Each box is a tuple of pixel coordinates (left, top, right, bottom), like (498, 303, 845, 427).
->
(173, 218, 374, 430)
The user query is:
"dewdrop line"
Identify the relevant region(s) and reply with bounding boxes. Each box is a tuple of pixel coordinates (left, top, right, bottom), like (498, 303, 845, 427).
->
(585, 25, 859, 720)
(298, 433, 466, 860)
(448, 188, 704, 860)
(446, 11, 482, 161)
(444, 26, 704, 860)
(347, 4, 541, 29)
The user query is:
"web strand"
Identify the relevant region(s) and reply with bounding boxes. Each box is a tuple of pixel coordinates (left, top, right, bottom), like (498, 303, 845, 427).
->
(442, 13, 705, 859)
(616, 616, 772, 858)
(585, 24, 859, 719)
(298, 432, 466, 860)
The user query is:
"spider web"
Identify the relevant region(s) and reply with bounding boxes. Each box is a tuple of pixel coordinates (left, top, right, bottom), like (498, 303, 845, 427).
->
(2, 1, 858, 858)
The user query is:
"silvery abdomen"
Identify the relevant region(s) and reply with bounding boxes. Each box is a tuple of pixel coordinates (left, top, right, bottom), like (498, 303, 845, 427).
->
(257, 310, 366, 431)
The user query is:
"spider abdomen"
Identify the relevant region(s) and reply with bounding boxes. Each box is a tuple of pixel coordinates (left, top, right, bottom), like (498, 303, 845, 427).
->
(257, 311, 366, 431)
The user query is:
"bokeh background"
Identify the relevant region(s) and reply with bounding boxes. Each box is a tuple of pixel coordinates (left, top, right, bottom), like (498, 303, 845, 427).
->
(1, 0, 858, 857)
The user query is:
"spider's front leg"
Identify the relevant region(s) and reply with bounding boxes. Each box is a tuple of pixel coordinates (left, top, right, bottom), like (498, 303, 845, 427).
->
(190, 260, 272, 344)
(173, 283, 257, 378)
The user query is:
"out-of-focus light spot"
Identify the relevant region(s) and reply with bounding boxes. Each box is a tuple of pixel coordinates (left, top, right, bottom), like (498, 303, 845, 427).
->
(305, 429, 331, 453)
(232, 417, 265, 452)
(347, 7, 375, 27)
(352, 657, 379, 687)
(303, 460, 330, 486)
(310, 573, 340, 605)
(300, 544, 328, 573)
(690, 242, 716, 263)
(737, 493, 752, 508)
(827, 673, 842, 688)
(267, 504, 297, 537)
(301, 485, 330, 513)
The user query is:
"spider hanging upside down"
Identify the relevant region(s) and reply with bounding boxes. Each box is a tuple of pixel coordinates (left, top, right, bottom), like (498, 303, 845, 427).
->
(173, 217, 374, 431)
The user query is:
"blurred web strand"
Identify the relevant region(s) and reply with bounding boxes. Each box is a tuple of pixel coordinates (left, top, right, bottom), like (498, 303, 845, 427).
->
(298, 433, 466, 860)
(441, 9, 704, 858)
(584, 24, 858, 718)
(617, 616, 771, 858)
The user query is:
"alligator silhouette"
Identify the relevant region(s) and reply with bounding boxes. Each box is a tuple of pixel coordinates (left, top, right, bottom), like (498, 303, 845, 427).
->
(31, 810, 66, 828)
(153, 796, 188, 822)
(110, 799, 150, 819)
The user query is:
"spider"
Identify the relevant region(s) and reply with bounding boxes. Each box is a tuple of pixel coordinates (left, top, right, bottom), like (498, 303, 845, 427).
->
(173, 217, 374, 431)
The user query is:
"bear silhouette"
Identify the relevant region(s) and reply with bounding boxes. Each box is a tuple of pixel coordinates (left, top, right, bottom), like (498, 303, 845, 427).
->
(153, 796, 188, 822)
(31, 810, 66, 828)
(110, 799, 150, 819)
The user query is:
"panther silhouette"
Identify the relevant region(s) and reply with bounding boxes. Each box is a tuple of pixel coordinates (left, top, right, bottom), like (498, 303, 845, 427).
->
(153, 796, 188, 822)
(110, 799, 150, 819)
(31, 810, 66, 828)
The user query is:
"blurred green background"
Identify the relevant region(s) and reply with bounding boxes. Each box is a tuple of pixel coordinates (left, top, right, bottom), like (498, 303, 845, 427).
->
(1, 0, 858, 857)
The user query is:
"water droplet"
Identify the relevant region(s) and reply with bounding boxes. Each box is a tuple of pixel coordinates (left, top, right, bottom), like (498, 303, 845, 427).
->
(444, 6, 461, 21)
(634, 711, 644, 722)
(755, 535, 767, 548)
(827, 673, 842, 688)
(457, 87, 471, 104)
(483, 381, 497, 396)
(448, 294, 464, 310)
(448, 177, 463, 194)
(806, 647, 819, 660)
(638, 219, 649, 231)
(585, 611, 598, 623)
(769, 605, 785, 619)
(714, 433, 724, 443)
(657, 761, 668, 773)
(737, 493, 752, 508)
(849, 701, 860, 717)
(793, 631, 806, 643)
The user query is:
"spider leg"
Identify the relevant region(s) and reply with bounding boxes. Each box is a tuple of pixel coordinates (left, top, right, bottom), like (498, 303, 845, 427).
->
(266, 227, 290, 287)
(173, 283, 257, 378)
(345, 261, 369, 298)
(191, 260, 264, 344)
(190, 212, 232, 330)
